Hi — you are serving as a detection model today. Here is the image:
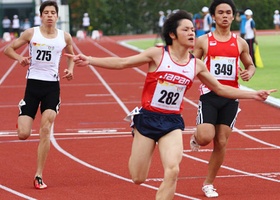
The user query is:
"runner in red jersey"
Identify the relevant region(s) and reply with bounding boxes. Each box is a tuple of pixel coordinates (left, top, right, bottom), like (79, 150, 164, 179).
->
(191, 0, 257, 198)
(66, 10, 275, 200)
(200, 31, 240, 94)
(141, 45, 195, 114)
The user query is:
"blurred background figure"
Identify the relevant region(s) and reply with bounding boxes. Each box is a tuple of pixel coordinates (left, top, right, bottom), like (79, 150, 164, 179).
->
(273, 10, 280, 31)
(193, 12, 204, 37)
(155, 10, 166, 45)
(82, 13, 90, 36)
(235, 10, 246, 38)
(22, 18, 31, 31)
(201, 6, 212, 34)
(244, 9, 257, 65)
(158, 11, 165, 35)
(166, 9, 172, 18)
(34, 13, 41, 27)
(12, 15, 20, 38)
(57, 17, 62, 29)
(2, 16, 11, 33)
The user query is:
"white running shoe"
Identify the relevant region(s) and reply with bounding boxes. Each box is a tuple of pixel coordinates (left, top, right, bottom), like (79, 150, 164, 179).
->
(190, 135, 200, 151)
(202, 184, 219, 198)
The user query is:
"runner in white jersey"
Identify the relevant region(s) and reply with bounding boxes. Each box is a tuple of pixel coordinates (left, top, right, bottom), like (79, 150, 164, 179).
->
(66, 10, 275, 200)
(28, 26, 66, 81)
(4, 0, 74, 190)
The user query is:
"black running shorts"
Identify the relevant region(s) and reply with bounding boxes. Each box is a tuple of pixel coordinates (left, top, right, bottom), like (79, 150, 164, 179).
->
(18, 79, 60, 119)
(196, 91, 239, 128)
(132, 108, 185, 142)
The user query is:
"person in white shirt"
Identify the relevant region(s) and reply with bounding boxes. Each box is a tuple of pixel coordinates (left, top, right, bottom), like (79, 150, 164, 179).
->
(202, 6, 212, 34)
(4, 0, 74, 190)
(12, 15, 20, 37)
(82, 12, 90, 36)
(22, 18, 31, 31)
(34, 13, 41, 26)
(2, 16, 11, 33)
(244, 9, 257, 65)
(157, 10, 166, 42)
(273, 10, 280, 31)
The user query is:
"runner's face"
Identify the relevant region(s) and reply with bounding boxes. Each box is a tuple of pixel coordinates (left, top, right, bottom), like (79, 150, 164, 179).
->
(176, 19, 195, 47)
(213, 3, 234, 28)
(41, 6, 58, 27)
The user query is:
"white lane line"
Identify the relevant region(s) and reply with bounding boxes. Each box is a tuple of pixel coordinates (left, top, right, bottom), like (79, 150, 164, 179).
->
(234, 128, 280, 149)
(183, 153, 280, 183)
(50, 125, 199, 200)
(85, 94, 111, 97)
(0, 46, 28, 85)
(0, 42, 11, 51)
(0, 46, 37, 199)
(146, 172, 280, 182)
(0, 184, 37, 200)
(1, 127, 280, 136)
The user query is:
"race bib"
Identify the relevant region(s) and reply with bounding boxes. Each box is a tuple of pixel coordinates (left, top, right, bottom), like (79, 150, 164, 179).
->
(210, 56, 236, 80)
(151, 80, 186, 111)
(31, 44, 56, 65)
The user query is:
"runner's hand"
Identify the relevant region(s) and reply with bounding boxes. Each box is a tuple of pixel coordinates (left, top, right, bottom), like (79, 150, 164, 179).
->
(255, 89, 277, 101)
(18, 56, 31, 67)
(65, 53, 90, 67)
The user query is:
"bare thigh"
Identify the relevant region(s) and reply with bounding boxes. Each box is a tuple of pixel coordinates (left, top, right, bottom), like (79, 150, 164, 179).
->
(129, 128, 156, 182)
(158, 129, 183, 170)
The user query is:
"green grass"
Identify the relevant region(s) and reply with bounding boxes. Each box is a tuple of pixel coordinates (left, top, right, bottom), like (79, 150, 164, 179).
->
(239, 35, 280, 98)
(127, 38, 161, 50)
(126, 35, 280, 99)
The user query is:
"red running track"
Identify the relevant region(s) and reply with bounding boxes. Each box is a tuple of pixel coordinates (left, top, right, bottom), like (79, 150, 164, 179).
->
(0, 34, 280, 200)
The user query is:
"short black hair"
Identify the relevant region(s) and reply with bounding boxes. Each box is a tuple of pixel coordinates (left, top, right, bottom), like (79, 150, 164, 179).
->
(40, 0, 59, 16)
(209, 0, 236, 16)
(162, 10, 193, 45)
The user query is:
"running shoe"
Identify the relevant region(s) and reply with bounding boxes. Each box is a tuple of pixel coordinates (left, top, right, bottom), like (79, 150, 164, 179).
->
(190, 135, 200, 151)
(34, 176, 47, 189)
(202, 184, 219, 198)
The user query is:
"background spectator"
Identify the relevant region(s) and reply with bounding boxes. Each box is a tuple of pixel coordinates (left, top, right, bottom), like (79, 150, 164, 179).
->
(22, 18, 31, 31)
(2, 16, 11, 33)
(244, 9, 257, 65)
(235, 10, 247, 38)
(201, 6, 212, 34)
(273, 10, 280, 31)
(34, 13, 41, 26)
(82, 13, 90, 36)
(157, 10, 166, 41)
(12, 15, 20, 37)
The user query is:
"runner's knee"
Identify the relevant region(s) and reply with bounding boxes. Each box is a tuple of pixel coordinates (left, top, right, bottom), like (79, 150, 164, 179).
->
(17, 129, 31, 140)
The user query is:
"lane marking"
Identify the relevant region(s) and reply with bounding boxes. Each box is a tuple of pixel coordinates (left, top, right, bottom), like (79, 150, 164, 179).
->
(0, 46, 28, 85)
(146, 172, 280, 182)
(234, 128, 280, 149)
(0, 184, 37, 200)
(183, 153, 280, 183)
(85, 94, 111, 97)
(50, 125, 199, 200)
(1, 128, 280, 137)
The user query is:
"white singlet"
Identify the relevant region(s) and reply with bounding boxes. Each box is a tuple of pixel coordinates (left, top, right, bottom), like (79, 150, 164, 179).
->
(27, 26, 66, 81)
